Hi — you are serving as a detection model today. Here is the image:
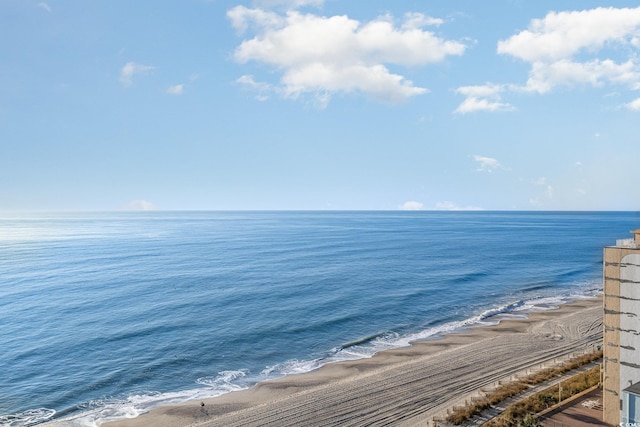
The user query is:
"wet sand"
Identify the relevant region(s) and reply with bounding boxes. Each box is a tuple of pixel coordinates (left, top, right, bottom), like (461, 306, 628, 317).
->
(104, 298, 603, 427)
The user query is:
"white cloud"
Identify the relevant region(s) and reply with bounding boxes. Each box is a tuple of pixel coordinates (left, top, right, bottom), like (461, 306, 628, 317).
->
(497, 7, 640, 63)
(399, 201, 423, 210)
(454, 84, 515, 113)
(119, 62, 155, 86)
(401, 12, 444, 30)
(456, 83, 504, 98)
(626, 97, 640, 111)
(227, 6, 284, 34)
(473, 155, 501, 172)
(236, 74, 272, 101)
(237, 75, 264, 87)
(228, 7, 466, 105)
(456, 7, 640, 112)
(37, 2, 51, 12)
(281, 63, 427, 104)
(497, 7, 640, 94)
(166, 84, 184, 95)
(455, 96, 514, 114)
(433, 201, 483, 211)
(523, 59, 640, 94)
(120, 200, 157, 211)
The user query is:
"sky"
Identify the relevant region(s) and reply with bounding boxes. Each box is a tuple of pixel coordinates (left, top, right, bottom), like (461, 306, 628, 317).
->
(2, 0, 640, 211)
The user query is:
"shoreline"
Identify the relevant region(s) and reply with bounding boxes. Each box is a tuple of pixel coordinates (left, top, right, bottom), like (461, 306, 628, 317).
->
(100, 296, 603, 427)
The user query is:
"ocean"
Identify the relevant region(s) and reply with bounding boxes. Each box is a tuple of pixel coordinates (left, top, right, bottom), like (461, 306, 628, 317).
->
(1, 211, 637, 426)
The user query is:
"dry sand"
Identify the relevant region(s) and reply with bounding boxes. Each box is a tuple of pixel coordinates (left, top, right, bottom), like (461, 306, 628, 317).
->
(104, 297, 603, 427)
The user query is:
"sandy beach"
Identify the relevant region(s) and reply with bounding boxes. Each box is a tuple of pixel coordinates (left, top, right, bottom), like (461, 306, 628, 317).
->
(103, 298, 603, 427)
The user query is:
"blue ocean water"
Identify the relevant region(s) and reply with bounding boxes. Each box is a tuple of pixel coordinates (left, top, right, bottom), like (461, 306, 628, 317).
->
(0, 211, 637, 426)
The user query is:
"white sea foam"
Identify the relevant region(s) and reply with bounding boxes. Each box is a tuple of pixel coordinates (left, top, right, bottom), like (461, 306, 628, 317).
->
(38, 371, 253, 427)
(261, 358, 325, 377)
(195, 369, 249, 392)
(0, 408, 55, 427)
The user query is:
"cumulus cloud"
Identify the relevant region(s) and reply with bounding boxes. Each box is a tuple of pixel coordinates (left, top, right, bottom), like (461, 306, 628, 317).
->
(120, 200, 157, 211)
(166, 84, 184, 95)
(455, 96, 514, 113)
(399, 201, 424, 210)
(457, 7, 640, 112)
(454, 83, 515, 113)
(497, 7, 640, 63)
(523, 59, 640, 94)
(473, 155, 502, 172)
(497, 7, 640, 96)
(228, 7, 466, 106)
(119, 62, 155, 86)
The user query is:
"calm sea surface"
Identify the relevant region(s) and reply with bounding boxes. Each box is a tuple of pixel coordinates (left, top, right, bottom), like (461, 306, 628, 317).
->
(1, 211, 638, 426)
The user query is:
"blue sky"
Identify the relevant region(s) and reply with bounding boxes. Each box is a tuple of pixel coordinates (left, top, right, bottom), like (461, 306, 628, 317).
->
(2, 0, 640, 211)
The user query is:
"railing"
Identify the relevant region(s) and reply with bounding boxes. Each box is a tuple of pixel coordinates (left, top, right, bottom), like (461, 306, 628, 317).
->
(616, 238, 637, 248)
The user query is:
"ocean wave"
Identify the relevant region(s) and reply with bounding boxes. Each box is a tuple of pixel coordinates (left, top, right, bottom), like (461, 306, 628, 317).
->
(256, 282, 603, 379)
(261, 358, 325, 377)
(0, 408, 55, 427)
(248, 283, 604, 382)
(37, 371, 253, 427)
(30, 282, 603, 427)
(195, 369, 249, 392)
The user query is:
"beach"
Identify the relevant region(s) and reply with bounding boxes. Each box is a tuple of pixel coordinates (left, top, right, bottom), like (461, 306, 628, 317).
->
(103, 297, 603, 427)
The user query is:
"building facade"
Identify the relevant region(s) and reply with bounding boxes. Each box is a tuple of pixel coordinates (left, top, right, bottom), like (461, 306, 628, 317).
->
(603, 229, 640, 426)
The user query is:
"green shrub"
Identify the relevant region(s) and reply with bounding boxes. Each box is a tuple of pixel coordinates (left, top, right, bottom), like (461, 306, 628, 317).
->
(446, 350, 602, 425)
(484, 366, 600, 427)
